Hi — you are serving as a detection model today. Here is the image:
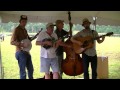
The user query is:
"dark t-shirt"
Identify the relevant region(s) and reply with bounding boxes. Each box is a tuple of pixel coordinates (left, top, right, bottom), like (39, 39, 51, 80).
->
(55, 29, 68, 56)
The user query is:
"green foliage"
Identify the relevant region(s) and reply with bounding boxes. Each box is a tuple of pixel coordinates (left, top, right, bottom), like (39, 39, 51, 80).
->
(96, 25, 120, 34)
(1, 22, 120, 34)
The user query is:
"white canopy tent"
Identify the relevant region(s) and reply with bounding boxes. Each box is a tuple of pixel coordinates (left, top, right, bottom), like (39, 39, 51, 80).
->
(0, 11, 120, 79)
(0, 11, 120, 26)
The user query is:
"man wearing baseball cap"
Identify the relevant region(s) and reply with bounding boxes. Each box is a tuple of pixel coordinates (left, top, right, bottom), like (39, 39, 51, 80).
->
(36, 22, 62, 79)
(10, 15, 34, 79)
(71, 18, 105, 79)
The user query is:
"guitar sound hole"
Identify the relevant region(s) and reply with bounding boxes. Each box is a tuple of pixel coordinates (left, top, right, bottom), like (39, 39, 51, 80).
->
(42, 38, 53, 49)
(82, 41, 89, 48)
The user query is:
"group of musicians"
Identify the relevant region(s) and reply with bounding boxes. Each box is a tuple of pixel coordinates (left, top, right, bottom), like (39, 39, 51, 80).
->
(10, 15, 105, 79)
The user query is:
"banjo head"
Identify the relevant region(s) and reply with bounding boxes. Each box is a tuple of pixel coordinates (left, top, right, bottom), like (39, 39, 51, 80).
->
(21, 39, 32, 52)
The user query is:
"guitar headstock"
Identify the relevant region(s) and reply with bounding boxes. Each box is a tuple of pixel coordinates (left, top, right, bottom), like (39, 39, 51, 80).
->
(106, 32, 114, 36)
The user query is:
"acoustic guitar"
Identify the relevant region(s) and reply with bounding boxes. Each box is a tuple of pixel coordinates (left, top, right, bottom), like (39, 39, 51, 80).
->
(72, 32, 113, 54)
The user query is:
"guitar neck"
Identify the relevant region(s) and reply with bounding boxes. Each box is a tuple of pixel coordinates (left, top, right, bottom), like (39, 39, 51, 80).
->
(81, 32, 113, 49)
(88, 32, 113, 43)
(87, 34, 106, 44)
(94, 35, 106, 40)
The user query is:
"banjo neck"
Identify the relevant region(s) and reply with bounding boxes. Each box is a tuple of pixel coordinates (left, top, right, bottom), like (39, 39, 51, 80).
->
(30, 28, 43, 41)
(21, 28, 43, 52)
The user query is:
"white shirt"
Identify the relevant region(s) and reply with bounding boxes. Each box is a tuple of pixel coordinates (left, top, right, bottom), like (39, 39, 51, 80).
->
(36, 31, 58, 58)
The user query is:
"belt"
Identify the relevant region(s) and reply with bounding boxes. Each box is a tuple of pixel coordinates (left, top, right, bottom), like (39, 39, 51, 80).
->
(21, 50, 30, 54)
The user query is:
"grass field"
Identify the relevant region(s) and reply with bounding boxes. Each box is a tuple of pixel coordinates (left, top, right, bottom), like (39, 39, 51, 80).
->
(1, 32, 120, 79)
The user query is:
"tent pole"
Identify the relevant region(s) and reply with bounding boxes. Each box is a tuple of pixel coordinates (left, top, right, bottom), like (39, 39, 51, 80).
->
(95, 17, 96, 31)
(0, 17, 3, 79)
(0, 39, 2, 79)
(93, 17, 97, 31)
(93, 16, 97, 50)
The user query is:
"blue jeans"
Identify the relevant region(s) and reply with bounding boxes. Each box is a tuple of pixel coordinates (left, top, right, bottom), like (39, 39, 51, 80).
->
(57, 54, 63, 79)
(15, 51, 34, 79)
(82, 53, 97, 79)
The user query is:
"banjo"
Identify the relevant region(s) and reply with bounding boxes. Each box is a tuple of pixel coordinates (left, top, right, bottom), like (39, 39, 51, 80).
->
(21, 29, 43, 52)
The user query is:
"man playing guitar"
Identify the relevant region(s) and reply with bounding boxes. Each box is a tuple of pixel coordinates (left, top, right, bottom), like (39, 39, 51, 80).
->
(71, 18, 105, 79)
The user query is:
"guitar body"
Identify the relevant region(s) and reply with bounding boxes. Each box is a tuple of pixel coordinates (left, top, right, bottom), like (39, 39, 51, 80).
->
(73, 32, 113, 54)
(42, 38, 53, 49)
(73, 36, 94, 54)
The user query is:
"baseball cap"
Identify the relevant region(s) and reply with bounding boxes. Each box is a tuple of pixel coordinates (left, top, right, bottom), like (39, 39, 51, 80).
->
(46, 23, 56, 28)
(20, 15, 28, 21)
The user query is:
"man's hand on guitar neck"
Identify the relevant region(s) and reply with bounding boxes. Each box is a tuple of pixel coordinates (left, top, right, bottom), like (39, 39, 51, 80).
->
(101, 36, 105, 40)
(97, 35, 105, 44)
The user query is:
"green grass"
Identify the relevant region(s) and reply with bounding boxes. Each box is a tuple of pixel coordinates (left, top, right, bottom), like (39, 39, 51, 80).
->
(1, 33, 120, 79)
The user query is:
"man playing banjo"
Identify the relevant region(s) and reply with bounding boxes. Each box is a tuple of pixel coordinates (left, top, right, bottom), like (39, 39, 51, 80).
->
(10, 15, 34, 79)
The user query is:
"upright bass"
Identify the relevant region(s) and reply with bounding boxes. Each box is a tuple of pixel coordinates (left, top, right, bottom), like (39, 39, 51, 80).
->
(61, 11, 83, 76)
